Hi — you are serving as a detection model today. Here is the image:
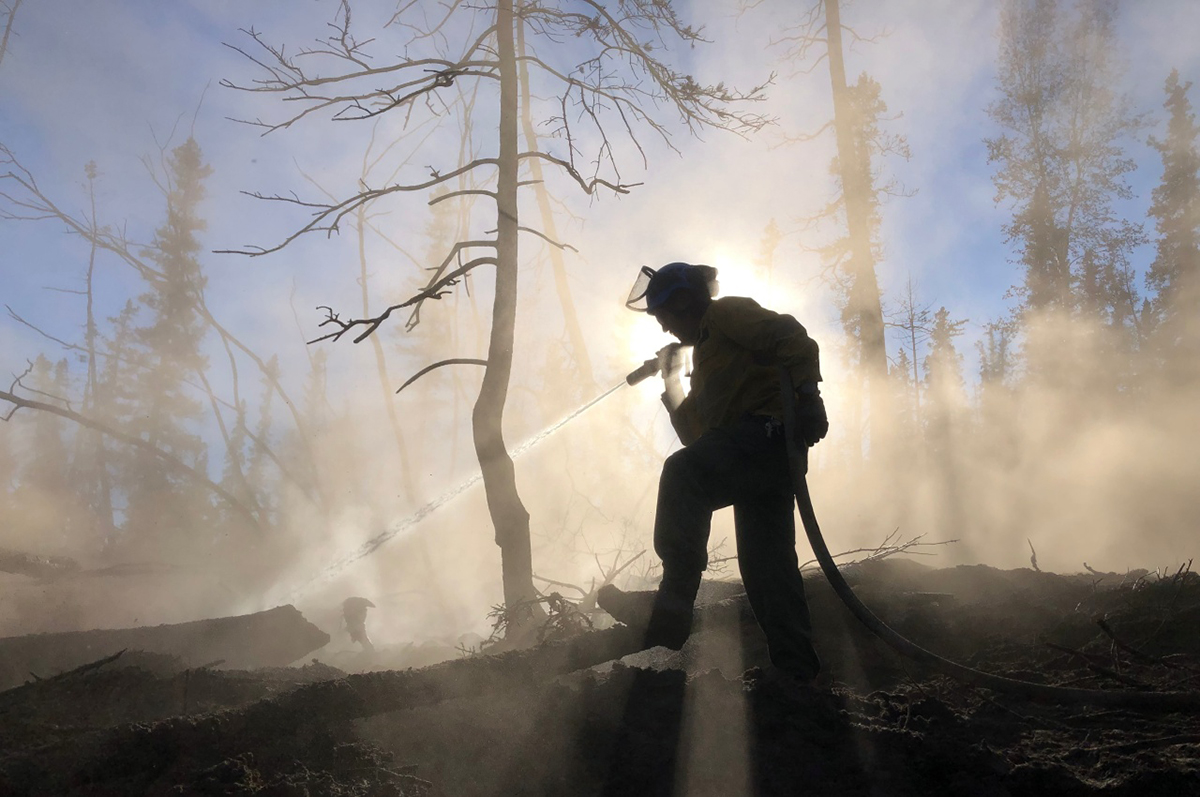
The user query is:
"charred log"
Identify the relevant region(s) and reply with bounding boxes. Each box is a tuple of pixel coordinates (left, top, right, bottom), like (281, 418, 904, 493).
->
(0, 605, 329, 690)
(0, 548, 81, 580)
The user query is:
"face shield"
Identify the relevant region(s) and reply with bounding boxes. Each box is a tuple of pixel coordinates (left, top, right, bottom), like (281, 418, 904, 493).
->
(625, 262, 719, 312)
(625, 266, 658, 312)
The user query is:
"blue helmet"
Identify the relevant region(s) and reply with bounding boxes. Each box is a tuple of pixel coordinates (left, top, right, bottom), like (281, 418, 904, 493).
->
(625, 262, 719, 312)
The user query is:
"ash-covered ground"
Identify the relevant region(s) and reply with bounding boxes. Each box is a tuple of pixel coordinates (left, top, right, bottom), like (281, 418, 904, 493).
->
(2, 561, 1200, 796)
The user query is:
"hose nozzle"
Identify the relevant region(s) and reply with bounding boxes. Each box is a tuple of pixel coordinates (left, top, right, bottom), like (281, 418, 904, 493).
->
(625, 357, 660, 386)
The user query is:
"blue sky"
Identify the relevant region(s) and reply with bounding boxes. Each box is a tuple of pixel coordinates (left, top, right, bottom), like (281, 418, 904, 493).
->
(4, 0, 1199, 388)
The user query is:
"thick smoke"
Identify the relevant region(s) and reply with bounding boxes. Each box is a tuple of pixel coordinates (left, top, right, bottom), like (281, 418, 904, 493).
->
(1, 0, 1198, 655)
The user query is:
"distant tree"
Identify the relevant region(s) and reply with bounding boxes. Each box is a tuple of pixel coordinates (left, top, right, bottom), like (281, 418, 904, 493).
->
(11, 357, 81, 546)
(0, 412, 14, 528)
(753, 218, 783, 287)
(977, 319, 1016, 394)
(121, 138, 216, 545)
(93, 302, 141, 541)
(0, 140, 310, 549)
(1146, 69, 1200, 377)
(922, 306, 967, 538)
(889, 345, 916, 444)
(987, 0, 1144, 322)
(923, 307, 967, 445)
(242, 361, 279, 521)
(885, 276, 934, 422)
(925, 308, 966, 381)
(767, 0, 909, 457)
(223, 0, 770, 633)
(73, 160, 117, 544)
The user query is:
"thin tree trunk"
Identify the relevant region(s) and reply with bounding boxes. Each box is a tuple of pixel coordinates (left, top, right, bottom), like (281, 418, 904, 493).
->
(82, 169, 115, 537)
(474, 0, 538, 630)
(906, 279, 921, 420)
(0, 0, 21, 68)
(825, 0, 888, 450)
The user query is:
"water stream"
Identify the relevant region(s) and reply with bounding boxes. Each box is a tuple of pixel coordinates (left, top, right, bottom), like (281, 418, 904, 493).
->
(287, 381, 628, 600)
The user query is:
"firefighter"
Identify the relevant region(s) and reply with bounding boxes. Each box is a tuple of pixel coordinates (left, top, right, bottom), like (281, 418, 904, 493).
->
(342, 596, 376, 653)
(623, 261, 828, 683)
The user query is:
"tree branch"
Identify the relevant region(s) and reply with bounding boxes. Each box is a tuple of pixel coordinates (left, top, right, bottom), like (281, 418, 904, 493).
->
(395, 358, 487, 395)
(215, 158, 501, 256)
(309, 256, 496, 344)
(0, 0, 22, 68)
(0, 388, 264, 533)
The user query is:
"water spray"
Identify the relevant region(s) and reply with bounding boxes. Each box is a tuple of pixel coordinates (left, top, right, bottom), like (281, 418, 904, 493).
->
(285, 378, 633, 602)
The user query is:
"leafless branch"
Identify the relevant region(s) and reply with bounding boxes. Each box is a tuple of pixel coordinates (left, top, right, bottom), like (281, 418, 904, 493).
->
(2, 152, 330, 511)
(532, 574, 588, 597)
(800, 529, 957, 572)
(0, 0, 22, 68)
(517, 225, 577, 253)
(519, 150, 638, 195)
(0, 387, 263, 532)
(1, 145, 164, 282)
(395, 358, 487, 395)
(310, 255, 496, 344)
(429, 188, 496, 206)
(215, 157, 500, 256)
(770, 119, 834, 149)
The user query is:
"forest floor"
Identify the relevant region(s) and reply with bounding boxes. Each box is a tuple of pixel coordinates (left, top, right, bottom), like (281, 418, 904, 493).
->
(2, 560, 1200, 796)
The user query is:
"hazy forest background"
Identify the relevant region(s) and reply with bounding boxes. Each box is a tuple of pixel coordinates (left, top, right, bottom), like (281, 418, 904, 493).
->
(1, 0, 1198, 647)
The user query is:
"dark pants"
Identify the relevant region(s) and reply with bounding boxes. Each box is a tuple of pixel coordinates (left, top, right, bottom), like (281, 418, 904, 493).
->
(655, 415, 821, 679)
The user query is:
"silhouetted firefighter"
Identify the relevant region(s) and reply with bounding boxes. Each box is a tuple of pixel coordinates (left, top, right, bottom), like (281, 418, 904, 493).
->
(342, 597, 376, 653)
(610, 262, 828, 684)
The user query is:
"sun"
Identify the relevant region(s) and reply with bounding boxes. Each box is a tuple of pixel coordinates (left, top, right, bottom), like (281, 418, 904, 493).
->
(619, 255, 811, 390)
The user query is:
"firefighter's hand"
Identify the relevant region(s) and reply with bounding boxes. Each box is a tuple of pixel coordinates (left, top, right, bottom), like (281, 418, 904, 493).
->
(657, 343, 684, 382)
(794, 383, 828, 447)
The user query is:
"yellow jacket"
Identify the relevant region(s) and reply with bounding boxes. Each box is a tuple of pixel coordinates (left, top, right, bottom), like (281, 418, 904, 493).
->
(668, 296, 822, 446)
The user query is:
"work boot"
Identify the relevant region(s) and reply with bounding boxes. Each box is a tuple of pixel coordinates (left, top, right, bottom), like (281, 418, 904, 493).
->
(596, 584, 656, 628)
(643, 589, 695, 650)
(596, 583, 695, 651)
(646, 570, 702, 650)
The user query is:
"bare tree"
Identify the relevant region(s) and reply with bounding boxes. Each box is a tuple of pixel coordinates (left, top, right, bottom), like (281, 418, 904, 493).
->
(0, 0, 21, 69)
(0, 141, 330, 537)
(884, 276, 935, 421)
(220, 0, 770, 635)
(760, 0, 907, 457)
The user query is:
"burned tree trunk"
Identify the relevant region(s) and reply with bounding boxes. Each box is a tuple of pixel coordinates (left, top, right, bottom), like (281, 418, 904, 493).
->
(472, 0, 539, 630)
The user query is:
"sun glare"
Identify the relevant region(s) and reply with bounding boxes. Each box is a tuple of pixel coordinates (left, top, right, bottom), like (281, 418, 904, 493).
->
(620, 255, 812, 393)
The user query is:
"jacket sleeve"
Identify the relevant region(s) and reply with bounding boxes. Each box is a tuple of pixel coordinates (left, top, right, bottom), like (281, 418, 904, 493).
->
(662, 393, 703, 447)
(710, 297, 822, 385)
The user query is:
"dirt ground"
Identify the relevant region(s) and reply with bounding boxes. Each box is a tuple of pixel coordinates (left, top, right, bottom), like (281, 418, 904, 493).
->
(2, 561, 1199, 796)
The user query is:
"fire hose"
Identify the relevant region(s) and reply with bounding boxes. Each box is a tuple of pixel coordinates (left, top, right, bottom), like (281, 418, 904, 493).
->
(776, 369, 1200, 710)
(628, 355, 1200, 709)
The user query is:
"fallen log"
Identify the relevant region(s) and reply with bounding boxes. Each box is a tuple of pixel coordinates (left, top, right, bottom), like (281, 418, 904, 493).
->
(0, 605, 329, 690)
(0, 547, 80, 580)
